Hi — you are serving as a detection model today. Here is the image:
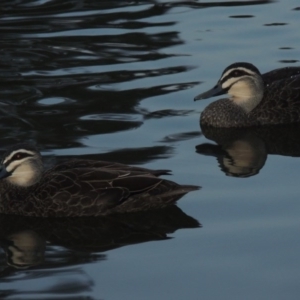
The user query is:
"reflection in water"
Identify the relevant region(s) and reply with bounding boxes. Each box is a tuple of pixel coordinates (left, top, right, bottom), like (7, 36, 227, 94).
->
(0, 206, 200, 256)
(4, 230, 45, 269)
(196, 124, 300, 177)
(0, 206, 200, 297)
(0, 0, 275, 156)
(0, 0, 199, 154)
(0, 0, 290, 299)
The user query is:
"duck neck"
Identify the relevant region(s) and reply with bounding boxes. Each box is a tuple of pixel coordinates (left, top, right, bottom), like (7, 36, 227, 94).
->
(229, 77, 264, 113)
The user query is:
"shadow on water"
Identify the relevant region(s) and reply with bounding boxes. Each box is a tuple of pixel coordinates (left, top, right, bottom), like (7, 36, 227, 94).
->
(196, 124, 300, 177)
(0, 206, 200, 298)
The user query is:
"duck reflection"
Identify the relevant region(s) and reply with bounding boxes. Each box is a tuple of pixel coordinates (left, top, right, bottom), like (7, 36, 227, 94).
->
(2, 230, 45, 269)
(0, 206, 200, 270)
(196, 124, 300, 177)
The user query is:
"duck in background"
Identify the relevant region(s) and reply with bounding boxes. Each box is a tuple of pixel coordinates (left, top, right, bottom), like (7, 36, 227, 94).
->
(194, 62, 300, 127)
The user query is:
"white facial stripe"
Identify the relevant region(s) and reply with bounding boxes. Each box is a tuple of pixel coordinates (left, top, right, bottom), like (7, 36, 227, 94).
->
(5, 157, 33, 173)
(3, 149, 35, 165)
(220, 67, 256, 81)
(221, 77, 239, 89)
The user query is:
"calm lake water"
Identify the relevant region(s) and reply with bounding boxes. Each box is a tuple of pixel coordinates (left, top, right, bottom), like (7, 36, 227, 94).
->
(1, 1, 300, 299)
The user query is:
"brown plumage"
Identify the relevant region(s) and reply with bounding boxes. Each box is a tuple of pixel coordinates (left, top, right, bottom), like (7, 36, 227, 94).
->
(194, 62, 300, 127)
(0, 143, 199, 217)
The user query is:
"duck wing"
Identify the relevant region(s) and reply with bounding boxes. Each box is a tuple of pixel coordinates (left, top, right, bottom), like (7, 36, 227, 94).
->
(263, 66, 300, 85)
(51, 159, 170, 176)
(251, 68, 300, 124)
(28, 168, 182, 217)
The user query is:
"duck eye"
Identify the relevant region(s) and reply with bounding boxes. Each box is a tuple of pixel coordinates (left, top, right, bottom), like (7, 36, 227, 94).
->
(13, 153, 21, 160)
(233, 70, 241, 77)
(12, 153, 27, 160)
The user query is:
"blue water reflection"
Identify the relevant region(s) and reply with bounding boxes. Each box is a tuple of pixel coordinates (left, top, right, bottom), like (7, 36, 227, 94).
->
(0, 0, 300, 299)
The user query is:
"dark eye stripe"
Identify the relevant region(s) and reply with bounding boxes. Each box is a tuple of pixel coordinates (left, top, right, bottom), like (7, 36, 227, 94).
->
(221, 69, 254, 84)
(4, 152, 33, 167)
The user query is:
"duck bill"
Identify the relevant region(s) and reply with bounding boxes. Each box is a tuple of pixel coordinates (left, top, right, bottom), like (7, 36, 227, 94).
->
(0, 166, 11, 180)
(194, 83, 225, 101)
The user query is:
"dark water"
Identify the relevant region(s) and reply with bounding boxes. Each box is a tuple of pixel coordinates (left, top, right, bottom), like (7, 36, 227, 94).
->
(1, 1, 300, 299)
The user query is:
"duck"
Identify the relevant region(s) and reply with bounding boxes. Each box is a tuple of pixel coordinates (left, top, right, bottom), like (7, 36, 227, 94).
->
(194, 62, 300, 127)
(0, 143, 199, 217)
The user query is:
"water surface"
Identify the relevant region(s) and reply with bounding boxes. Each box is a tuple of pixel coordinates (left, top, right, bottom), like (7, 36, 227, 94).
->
(1, 1, 300, 299)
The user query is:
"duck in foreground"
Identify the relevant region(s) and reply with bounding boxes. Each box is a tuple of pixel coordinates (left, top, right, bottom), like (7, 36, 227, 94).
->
(194, 62, 300, 127)
(0, 143, 199, 217)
